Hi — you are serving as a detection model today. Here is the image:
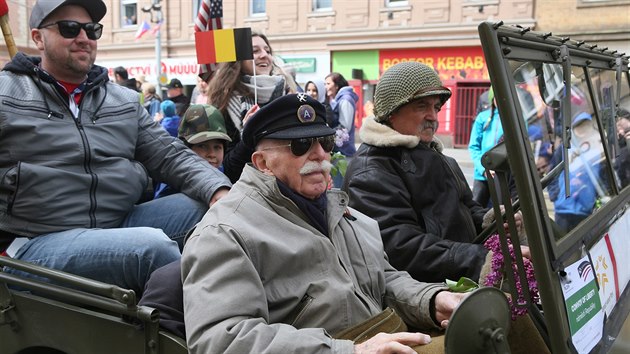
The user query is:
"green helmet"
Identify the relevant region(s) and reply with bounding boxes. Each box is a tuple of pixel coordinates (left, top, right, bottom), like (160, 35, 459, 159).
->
(373, 62, 452, 122)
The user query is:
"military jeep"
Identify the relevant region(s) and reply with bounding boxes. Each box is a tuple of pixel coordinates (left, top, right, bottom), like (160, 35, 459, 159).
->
(1, 20, 629, 354)
(476, 20, 629, 354)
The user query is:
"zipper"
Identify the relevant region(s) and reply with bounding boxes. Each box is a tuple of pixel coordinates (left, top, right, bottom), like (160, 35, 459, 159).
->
(74, 100, 99, 227)
(288, 294, 314, 326)
(1, 101, 64, 119)
(92, 107, 136, 124)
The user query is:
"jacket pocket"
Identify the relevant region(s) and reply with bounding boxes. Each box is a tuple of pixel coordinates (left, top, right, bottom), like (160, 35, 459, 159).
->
(2, 100, 65, 120)
(287, 294, 314, 327)
(4, 162, 90, 225)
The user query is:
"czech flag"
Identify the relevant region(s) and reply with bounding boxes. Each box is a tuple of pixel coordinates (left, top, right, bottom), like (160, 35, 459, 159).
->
(135, 20, 151, 40)
(195, 27, 253, 64)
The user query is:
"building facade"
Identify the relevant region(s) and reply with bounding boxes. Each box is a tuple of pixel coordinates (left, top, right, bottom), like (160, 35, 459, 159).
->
(1, 0, 628, 145)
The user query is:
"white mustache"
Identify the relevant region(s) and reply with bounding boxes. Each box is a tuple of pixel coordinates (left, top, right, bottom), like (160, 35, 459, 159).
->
(423, 121, 438, 130)
(300, 160, 333, 175)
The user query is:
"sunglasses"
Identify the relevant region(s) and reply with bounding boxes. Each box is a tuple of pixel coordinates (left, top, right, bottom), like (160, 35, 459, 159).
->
(263, 135, 335, 156)
(39, 21, 104, 40)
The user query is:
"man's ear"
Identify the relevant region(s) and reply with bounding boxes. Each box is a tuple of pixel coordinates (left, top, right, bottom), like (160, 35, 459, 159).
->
(31, 29, 45, 50)
(252, 151, 275, 176)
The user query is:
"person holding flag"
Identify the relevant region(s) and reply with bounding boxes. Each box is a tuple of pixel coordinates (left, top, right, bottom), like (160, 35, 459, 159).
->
(194, 0, 299, 152)
(202, 31, 297, 153)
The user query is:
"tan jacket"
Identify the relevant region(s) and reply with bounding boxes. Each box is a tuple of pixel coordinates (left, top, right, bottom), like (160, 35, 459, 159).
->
(182, 165, 445, 354)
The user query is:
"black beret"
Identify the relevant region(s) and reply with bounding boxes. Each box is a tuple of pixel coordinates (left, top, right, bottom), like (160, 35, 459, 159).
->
(242, 93, 335, 149)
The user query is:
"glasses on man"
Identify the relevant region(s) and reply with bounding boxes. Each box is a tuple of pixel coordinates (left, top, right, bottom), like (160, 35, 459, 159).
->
(39, 21, 104, 40)
(262, 135, 335, 156)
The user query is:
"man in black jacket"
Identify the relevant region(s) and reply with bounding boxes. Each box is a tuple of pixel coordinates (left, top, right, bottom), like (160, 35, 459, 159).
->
(344, 62, 523, 283)
(166, 78, 191, 117)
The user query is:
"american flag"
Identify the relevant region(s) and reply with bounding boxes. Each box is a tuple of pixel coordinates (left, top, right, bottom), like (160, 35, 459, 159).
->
(195, 0, 223, 77)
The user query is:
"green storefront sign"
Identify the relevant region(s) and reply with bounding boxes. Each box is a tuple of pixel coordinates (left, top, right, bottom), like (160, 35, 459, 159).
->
(280, 57, 317, 73)
(331, 50, 379, 81)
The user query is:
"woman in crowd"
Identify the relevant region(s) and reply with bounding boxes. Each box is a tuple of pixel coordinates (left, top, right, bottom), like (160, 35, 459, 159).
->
(325, 72, 358, 187)
(325, 72, 358, 158)
(305, 79, 334, 126)
(207, 30, 297, 151)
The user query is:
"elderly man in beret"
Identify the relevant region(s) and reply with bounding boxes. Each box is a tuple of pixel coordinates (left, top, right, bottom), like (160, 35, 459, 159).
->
(182, 93, 467, 354)
(343, 62, 528, 285)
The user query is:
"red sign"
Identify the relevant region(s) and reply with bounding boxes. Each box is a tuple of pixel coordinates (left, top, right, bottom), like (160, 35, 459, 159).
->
(379, 47, 489, 81)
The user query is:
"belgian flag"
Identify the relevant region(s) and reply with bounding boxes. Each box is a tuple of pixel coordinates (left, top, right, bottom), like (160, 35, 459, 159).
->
(195, 27, 254, 64)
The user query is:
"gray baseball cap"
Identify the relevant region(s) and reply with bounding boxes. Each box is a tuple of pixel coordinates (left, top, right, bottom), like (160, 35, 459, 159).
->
(30, 0, 107, 29)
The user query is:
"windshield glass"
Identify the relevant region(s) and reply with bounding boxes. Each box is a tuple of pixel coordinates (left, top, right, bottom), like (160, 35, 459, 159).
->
(511, 60, 616, 238)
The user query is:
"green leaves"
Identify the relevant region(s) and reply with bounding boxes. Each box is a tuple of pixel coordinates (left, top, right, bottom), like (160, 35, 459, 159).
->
(446, 277, 479, 293)
(330, 152, 348, 178)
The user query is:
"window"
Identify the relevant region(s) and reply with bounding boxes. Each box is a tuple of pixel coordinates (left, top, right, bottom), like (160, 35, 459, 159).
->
(251, 0, 266, 16)
(121, 0, 138, 27)
(386, 0, 408, 7)
(313, 0, 332, 11)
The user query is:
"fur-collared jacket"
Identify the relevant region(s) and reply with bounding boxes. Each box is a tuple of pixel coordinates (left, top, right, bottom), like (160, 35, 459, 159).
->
(343, 117, 488, 283)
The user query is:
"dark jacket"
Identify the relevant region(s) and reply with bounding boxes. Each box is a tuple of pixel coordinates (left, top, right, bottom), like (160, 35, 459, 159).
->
(138, 260, 185, 338)
(169, 93, 191, 118)
(118, 78, 139, 92)
(344, 117, 489, 283)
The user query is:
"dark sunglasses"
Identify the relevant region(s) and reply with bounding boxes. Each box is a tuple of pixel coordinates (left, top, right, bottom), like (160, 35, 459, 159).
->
(264, 135, 335, 156)
(39, 20, 104, 40)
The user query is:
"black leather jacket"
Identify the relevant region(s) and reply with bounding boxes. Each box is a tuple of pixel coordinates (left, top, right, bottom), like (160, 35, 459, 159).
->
(344, 118, 488, 282)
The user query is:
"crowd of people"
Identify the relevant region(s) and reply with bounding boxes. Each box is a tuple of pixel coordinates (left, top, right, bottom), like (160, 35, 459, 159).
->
(2, 0, 624, 353)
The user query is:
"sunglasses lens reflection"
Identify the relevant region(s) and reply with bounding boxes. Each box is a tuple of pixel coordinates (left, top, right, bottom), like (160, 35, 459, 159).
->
(290, 136, 335, 156)
(56, 21, 103, 40)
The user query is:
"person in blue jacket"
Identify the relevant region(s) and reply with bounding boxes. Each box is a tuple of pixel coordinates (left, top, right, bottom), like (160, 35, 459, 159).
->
(468, 87, 503, 207)
(325, 72, 359, 188)
(548, 112, 601, 233)
(325, 72, 358, 158)
(157, 100, 181, 137)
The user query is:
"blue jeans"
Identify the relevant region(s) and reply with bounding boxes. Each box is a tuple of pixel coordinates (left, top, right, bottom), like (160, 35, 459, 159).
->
(6, 193, 207, 296)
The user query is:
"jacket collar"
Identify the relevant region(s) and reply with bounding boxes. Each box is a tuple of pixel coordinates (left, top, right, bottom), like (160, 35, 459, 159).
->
(359, 116, 444, 151)
(239, 164, 349, 230)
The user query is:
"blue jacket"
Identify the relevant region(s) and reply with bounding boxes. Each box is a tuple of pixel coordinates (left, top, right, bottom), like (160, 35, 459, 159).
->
(160, 115, 181, 137)
(330, 86, 358, 157)
(468, 107, 503, 181)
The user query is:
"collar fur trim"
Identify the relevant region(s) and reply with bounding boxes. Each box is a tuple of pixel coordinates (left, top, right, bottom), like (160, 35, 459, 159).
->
(359, 116, 443, 152)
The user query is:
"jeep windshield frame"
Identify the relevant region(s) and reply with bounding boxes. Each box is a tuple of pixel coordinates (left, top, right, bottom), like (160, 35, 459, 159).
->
(478, 21, 630, 354)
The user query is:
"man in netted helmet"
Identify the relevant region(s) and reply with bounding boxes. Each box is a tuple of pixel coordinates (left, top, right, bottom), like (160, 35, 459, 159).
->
(343, 62, 493, 284)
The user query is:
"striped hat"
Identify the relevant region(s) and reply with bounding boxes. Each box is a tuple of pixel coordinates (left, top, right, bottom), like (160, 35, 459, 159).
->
(374, 62, 451, 122)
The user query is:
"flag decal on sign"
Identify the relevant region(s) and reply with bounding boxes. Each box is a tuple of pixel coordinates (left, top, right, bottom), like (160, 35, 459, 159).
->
(195, 27, 253, 64)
